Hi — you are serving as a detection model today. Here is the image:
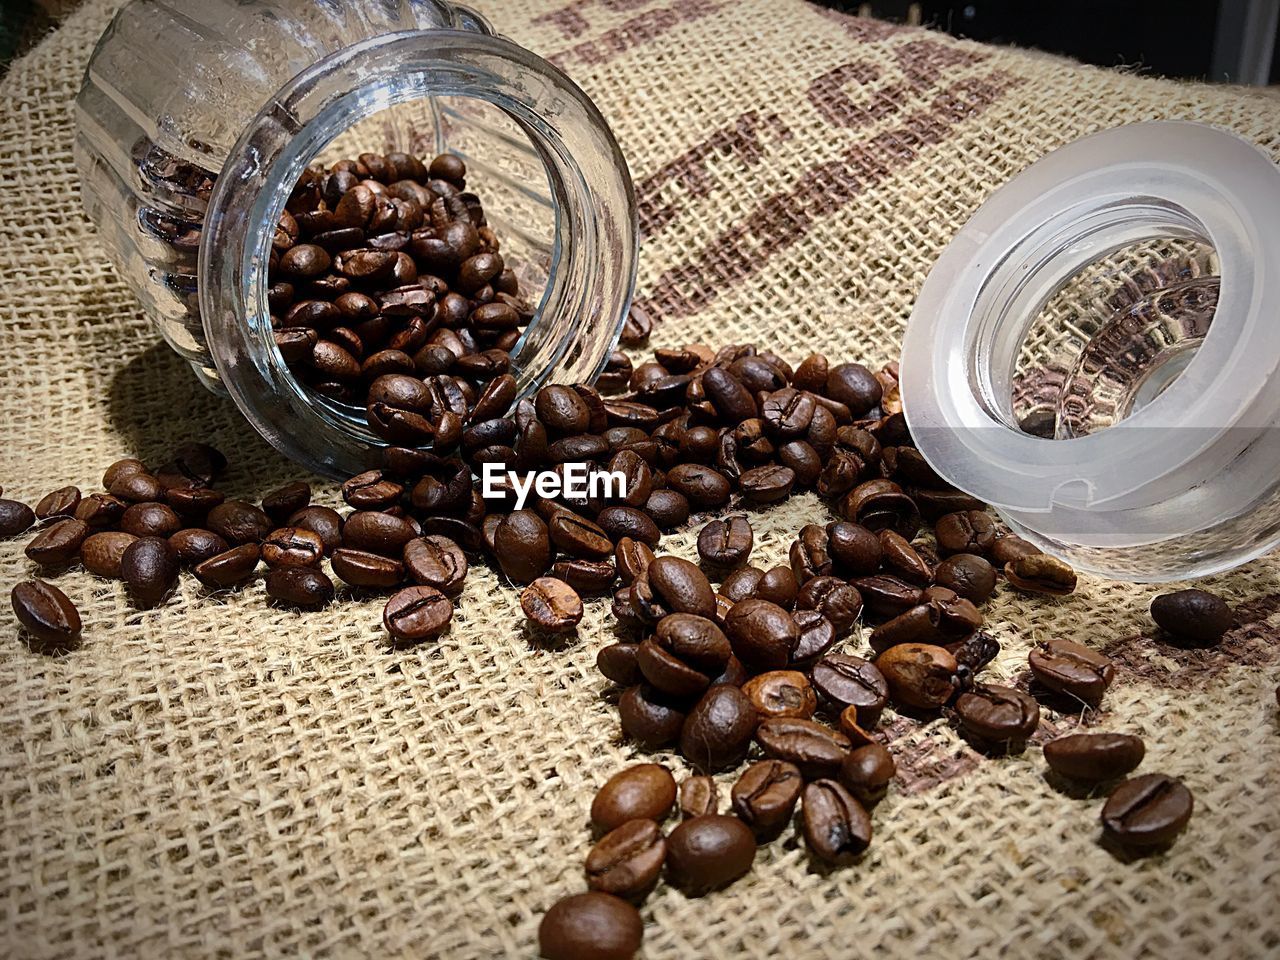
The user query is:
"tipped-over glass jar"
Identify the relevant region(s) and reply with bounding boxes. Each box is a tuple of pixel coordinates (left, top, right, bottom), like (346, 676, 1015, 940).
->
(74, 0, 637, 478)
(903, 122, 1280, 582)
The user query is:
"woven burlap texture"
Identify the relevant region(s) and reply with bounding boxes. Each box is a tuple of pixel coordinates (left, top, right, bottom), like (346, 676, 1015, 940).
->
(1, 1, 1278, 957)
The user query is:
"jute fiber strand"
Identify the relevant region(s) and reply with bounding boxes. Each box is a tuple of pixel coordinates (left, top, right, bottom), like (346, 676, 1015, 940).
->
(1, 0, 1278, 957)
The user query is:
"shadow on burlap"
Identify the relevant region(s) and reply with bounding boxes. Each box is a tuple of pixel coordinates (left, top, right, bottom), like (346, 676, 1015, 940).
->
(0, 1, 1277, 957)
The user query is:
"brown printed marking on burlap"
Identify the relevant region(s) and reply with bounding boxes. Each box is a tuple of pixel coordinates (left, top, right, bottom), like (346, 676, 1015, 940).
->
(637, 111, 794, 235)
(634, 68, 1023, 319)
(531, 0, 654, 39)
(546, 0, 727, 68)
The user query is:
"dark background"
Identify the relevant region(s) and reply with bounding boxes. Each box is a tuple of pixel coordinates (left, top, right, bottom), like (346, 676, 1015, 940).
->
(818, 0, 1280, 85)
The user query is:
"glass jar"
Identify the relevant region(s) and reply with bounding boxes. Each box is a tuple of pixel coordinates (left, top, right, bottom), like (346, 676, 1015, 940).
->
(902, 122, 1280, 582)
(73, 0, 637, 478)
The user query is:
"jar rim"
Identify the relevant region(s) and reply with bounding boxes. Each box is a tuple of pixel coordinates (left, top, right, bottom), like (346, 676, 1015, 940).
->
(902, 121, 1280, 514)
(198, 28, 637, 478)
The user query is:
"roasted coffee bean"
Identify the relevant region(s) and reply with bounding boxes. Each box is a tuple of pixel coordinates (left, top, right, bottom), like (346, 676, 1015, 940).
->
(825, 362, 882, 416)
(546, 511, 613, 560)
(117, 502, 181, 539)
(665, 815, 756, 894)
(619, 684, 686, 748)
(101, 457, 145, 489)
(795, 576, 862, 637)
(666, 464, 732, 509)
(81, 531, 140, 577)
(1028, 637, 1115, 707)
(342, 510, 417, 557)
(263, 565, 332, 608)
(639, 613, 732, 696)
(645, 556, 716, 618)
(837, 743, 896, 806)
(1101, 773, 1193, 850)
(644, 489, 689, 530)
(74, 493, 126, 528)
(701, 366, 757, 422)
(754, 566, 799, 610)
(778, 439, 822, 486)
(538, 892, 642, 960)
(167, 528, 227, 567)
(991, 534, 1040, 566)
(287, 505, 343, 555)
(760, 388, 815, 439)
(720, 566, 763, 603)
(1150, 589, 1232, 645)
(596, 506, 659, 547)
(340, 470, 403, 511)
(382, 584, 451, 641)
(598, 643, 643, 686)
(259, 526, 325, 568)
(724, 599, 798, 672)
(0, 498, 36, 537)
(755, 716, 851, 779)
(535, 384, 592, 434)
(810, 654, 889, 727)
(1005, 554, 1077, 595)
(121, 536, 178, 606)
(488, 512, 550, 586)
(620, 305, 653, 346)
(853, 574, 925, 618)
(11, 579, 81, 652)
(878, 530, 932, 585)
(732, 759, 803, 835)
(802, 779, 872, 864)
(585, 818, 667, 898)
(193, 544, 260, 587)
(934, 553, 997, 604)
(678, 775, 718, 819)
(1044, 733, 1145, 782)
(738, 464, 795, 504)
(869, 602, 947, 654)
(521, 576, 583, 633)
(789, 524, 833, 584)
(742, 670, 817, 720)
(837, 706, 877, 747)
(790, 609, 838, 667)
(591, 763, 676, 832)
(34, 486, 81, 521)
(875, 643, 958, 710)
(330, 548, 404, 588)
(551, 558, 615, 595)
(794, 353, 828, 392)
(25, 518, 89, 566)
(394, 533, 466, 594)
(679, 684, 758, 772)
(840, 479, 920, 539)
(206, 501, 272, 545)
(946, 631, 1001, 688)
(952, 683, 1039, 746)
(108, 471, 163, 503)
(935, 510, 997, 555)
(614, 537, 654, 587)
(697, 516, 753, 573)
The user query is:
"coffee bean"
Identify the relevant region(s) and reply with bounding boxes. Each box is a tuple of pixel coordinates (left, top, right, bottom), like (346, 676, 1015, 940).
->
(598, 643, 642, 686)
(1044, 733, 1145, 782)
(492, 510, 551, 584)
(260, 526, 325, 568)
(521, 576, 583, 633)
(875, 643, 958, 710)
(935, 510, 997, 555)
(74, 493, 126, 528)
(724, 599, 798, 672)
(738, 464, 796, 504)
(991, 534, 1040, 566)
(666, 464, 731, 508)
(193, 544, 261, 587)
(25, 518, 89, 566)
(825, 363, 881, 416)
(340, 470, 403, 511)
(837, 706, 877, 747)
(117, 502, 181, 540)
(854, 574, 925, 618)
(167, 528, 228, 567)
(868, 602, 947, 654)
(34, 486, 81, 521)
(80, 531, 139, 578)
(801, 779, 872, 864)
(793, 353, 828, 392)
(620, 305, 653, 346)
(878, 530, 932, 585)
(342, 511, 417, 557)
(795, 576, 863, 637)
(1100, 773, 1193, 850)
(840, 479, 920, 540)
(638, 613, 731, 697)
(591, 763, 676, 833)
(754, 566, 799, 610)
(120, 536, 178, 606)
(535, 384, 592, 434)
(11, 579, 81, 652)
(790, 609, 838, 666)
(934, 553, 997, 604)
(952, 683, 1039, 746)
(665, 815, 755, 894)
(1150, 589, 1232, 645)
(330, 547, 404, 588)
(720, 566, 763, 603)
(402, 535, 467, 596)
(1005, 554, 1076, 595)
(382, 584, 451, 641)
(742, 670, 817, 719)
(547, 511, 613, 561)
(644, 489, 689, 530)
(645, 556, 716, 618)
(731, 759, 803, 835)
(538, 892, 642, 960)
(619, 684, 686, 748)
(280, 243, 331, 277)
(101, 458, 145, 489)
(585, 818, 666, 898)
(679, 684, 758, 772)
(596, 506, 659, 548)
(551, 558, 615, 595)
(837, 743, 896, 806)
(678, 775, 718, 819)
(1028, 637, 1115, 707)
(697, 516, 753, 573)
(760, 388, 815, 439)
(810, 654, 889, 726)
(701, 366, 757, 422)
(206, 501, 272, 545)
(0, 498, 36, 537)
(756, 716, 851, 779)
(264, 566, 334, 609)
(286, 505, 343, 555)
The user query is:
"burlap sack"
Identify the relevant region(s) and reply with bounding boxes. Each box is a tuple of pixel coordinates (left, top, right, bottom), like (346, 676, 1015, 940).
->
(2, 1, 1278, 957)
